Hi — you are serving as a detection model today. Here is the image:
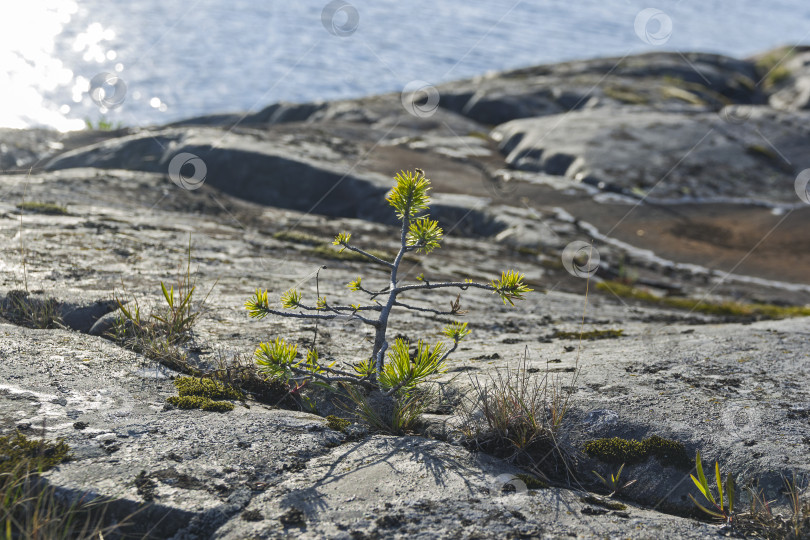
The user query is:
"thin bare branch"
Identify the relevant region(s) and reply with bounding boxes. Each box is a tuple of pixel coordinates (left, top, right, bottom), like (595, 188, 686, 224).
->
(286, 364, 376, 389)
(392, 300, 459, 316)
(318, 363, 372, 380)
(297, 302, 382, 314)
(253, 306, 378, 326)
(394, 281, 494, 295)
(340, 243, 394, 267)
(367, 285, 391, 301)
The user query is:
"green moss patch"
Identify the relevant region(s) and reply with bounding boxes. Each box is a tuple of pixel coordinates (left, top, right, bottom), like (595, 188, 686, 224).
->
(515, 473, 548, 490)
(0, 431, 71, 474)
(553, 329, 624, 340)
(584, 435, 690, 470)
(15, 202, 69, 215)
(165, 377, 243, 412)
(174, 377, 244, 400)
(597, 280, 810, 319)
(166, 395, 234, 412)
(326, 415, 351, 432)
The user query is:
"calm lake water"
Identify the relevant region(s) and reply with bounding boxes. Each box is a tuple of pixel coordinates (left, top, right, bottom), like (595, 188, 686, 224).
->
(2, 0, 810, 131)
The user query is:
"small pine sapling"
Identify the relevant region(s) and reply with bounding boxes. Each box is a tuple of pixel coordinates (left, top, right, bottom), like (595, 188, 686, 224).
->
(245, 169, 532, 401)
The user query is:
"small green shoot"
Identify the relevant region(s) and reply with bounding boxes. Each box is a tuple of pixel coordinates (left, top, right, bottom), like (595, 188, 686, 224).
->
(593, 463, 637, 497)
(689, 451, 736, 522)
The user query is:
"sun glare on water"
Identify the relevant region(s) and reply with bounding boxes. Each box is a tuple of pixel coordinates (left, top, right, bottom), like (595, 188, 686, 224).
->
(0, 0, 120, 131)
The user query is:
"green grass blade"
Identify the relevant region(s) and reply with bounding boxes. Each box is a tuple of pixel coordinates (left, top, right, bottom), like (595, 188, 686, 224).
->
(689, 494, 725, 519)
(695, 451, 715, 504)
(161, 282, 173, 307)
(725, 472, 735, 515)
(615, 463, 625, 484)
(691, 474, 711, 501)
(117, 301, 132, 321)
(715, 461, 724, 512)
(179, 287, 195, 310)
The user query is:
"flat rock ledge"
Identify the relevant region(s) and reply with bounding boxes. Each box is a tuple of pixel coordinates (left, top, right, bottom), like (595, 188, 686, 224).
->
(1, 47, 809, 539)
(3, 322, 723, 539)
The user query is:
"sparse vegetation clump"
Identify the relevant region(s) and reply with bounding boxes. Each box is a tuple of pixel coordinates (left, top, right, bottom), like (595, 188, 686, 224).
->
(111, 243, 207, 373)
(207, 351, 296, 408)
(0, 431, 71, 475)
(690, 451, 736, 522)
(1, 432, 135, 538)
(592, 463, 637, 497)
(15, 201, 69, 215)
(108, 244, 298, 410)
(688, 453, 810, 538)
(459, 350, 574, 481)
(245, 169, 532, 432)
(0, 290, 62, 329)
